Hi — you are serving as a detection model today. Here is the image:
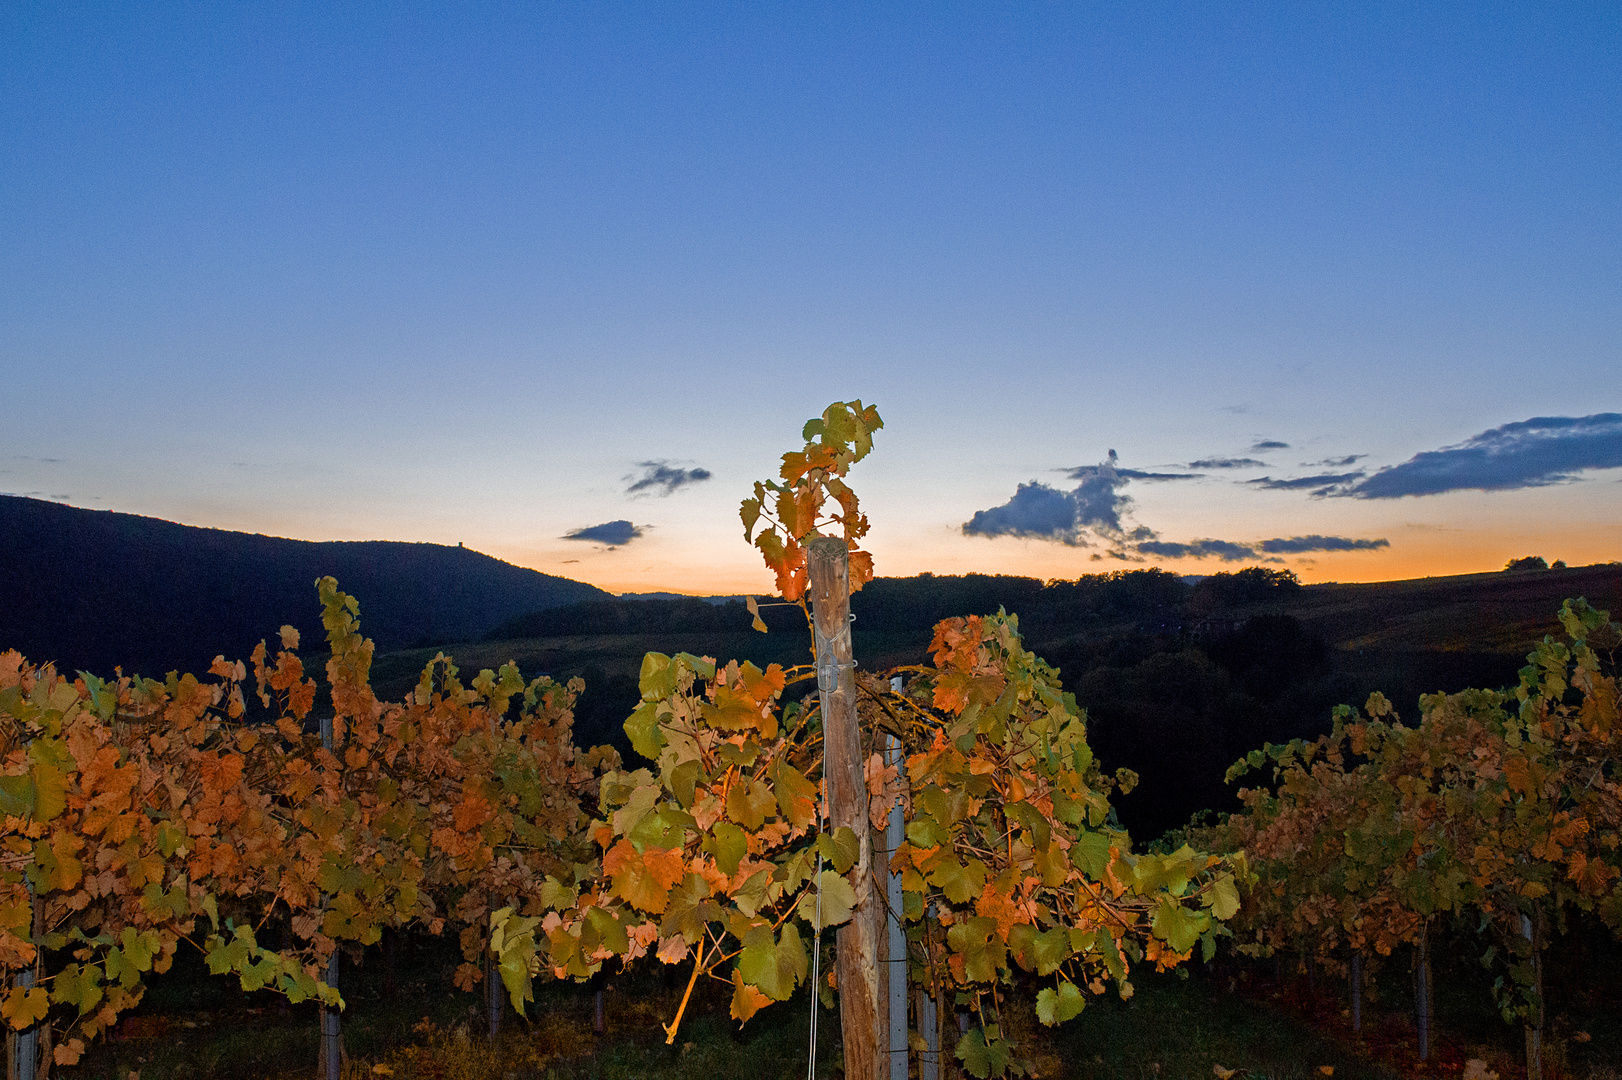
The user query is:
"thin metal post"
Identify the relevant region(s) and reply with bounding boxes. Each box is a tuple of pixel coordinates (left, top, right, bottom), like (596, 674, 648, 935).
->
(885, 731, 907, 1080)
(14, 967, 36, 1080)
(322, 950, 341, 1080)
(487, 933, 504, 1039)
(14, 747, 39, 1080)
(916, 985, 939, 1080)
(1415, 930, 1430, 1061)
(319, 715, 342, 1080)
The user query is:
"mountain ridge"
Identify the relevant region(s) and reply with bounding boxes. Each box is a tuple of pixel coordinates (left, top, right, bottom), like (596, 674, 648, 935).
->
(0, 495, 612, 677)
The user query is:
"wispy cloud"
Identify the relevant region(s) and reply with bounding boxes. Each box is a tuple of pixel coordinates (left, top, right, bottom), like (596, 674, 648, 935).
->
(1189, 457, 1269, 469)
(1131, 533, 1389, 562)
(1111, 468, 1205, 481)
(1257, 535, 1389, 554)
(1339, 413, 1622, 498)
(1136, 538, 1257, 561)
(1312, 454, 1365, 467)
(1247, 471, 1366, 493)
(1251, 440, 1290, 452)
(625, 461, 713, 496)
(562, 520, 645, 547)
(966, 451, 1155, 546)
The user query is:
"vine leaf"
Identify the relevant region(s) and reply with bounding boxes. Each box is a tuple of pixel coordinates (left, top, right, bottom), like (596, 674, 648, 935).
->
(1035, 981, 1085, 1025)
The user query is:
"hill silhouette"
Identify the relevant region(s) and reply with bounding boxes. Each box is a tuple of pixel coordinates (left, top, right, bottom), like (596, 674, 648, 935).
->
(0, 496, 611, 678)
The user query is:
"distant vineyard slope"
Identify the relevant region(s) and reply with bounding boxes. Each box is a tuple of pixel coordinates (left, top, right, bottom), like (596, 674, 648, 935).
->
(0, 495, 611, 677)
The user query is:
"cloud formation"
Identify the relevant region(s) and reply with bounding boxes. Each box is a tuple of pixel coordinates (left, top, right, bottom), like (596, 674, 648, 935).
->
(1313, 454, 1365, 467)
(966, 451, 1154, 546)
(965, 450, 1394, 564)
(1251, 440, 1290, 451)
(1247, 470, 1366, 494)
(562, 520, 644, 547)
(1136, 538, 1257, 562)
(1110, 468, 1205, 481)
(1339, 414, 1622, 498)
(1189, 457, 1269, 469)
(625, 461, 713, 496)
(1257, 535, 1390, 554)
(963, 482, 1089, 544)
(1132, 533, 1390, 561)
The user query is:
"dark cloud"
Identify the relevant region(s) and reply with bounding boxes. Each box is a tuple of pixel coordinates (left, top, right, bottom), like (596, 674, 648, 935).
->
(1247, 471, 1366, 493)
(1341, 414, 1622, 498)
(1251, 440, 1290, 452)
(967, 451, 1155, 545)
(1129, 534, 1390, 561)
(1313, 454, 1365, 467)
(962, 482, 1094, 545)
(1135, 538, 1257, 562)
(1257, 535, 1390, 554)
(1189, 457, 1269, 469)
(1111, 468, 1206, 481)
(562, 520, 644, 547)
(625, 461, 713, 496)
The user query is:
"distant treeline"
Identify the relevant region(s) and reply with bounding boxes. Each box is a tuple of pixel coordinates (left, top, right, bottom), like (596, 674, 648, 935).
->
(490, 564, 1603, 840)
(486, 567, 1305, 644)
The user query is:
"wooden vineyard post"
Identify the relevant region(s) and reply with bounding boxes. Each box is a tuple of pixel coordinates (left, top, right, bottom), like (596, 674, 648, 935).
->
(319, 716, 343, 1080)
(808, 536, 886, 1080)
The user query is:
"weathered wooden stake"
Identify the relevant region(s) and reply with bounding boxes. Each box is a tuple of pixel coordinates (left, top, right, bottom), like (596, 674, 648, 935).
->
(808, 536, 885, 1080)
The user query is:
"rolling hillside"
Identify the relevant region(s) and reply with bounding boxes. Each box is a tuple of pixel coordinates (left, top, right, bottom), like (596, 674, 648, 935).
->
(0, 495, 611, 678)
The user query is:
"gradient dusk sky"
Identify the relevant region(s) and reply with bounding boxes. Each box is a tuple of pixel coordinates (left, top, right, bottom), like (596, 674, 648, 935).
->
(4, 3, 1619, 595)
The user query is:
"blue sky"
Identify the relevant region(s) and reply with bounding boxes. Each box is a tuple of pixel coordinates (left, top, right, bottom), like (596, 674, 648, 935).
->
(3, 3, 1618, 594)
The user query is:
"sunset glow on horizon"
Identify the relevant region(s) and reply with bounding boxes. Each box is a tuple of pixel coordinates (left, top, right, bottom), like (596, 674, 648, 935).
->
(4, 5, 1617, 596)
